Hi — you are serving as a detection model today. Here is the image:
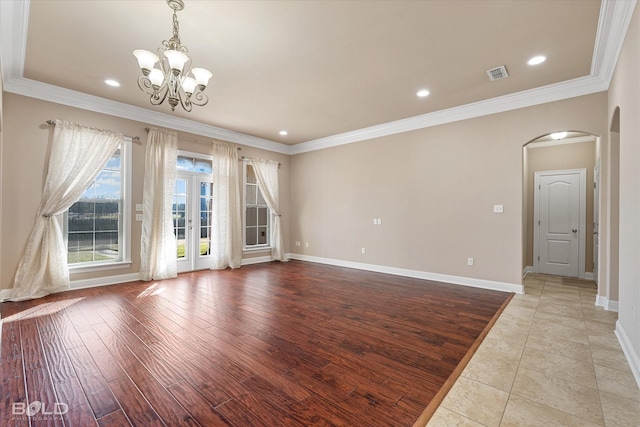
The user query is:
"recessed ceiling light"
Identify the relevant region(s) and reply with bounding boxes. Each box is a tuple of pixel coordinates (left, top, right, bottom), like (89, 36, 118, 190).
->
(527, 55, 547, 66)
(416, 89, 430, 97)
(550, 131, 568, 140)
(279, 130, 288, 136)
(104, 79, 120, 87)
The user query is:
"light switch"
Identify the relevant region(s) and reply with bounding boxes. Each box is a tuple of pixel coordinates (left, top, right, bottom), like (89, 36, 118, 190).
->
(135, 204, 143, 212)
(136, 214, 143, 221)
(493, 204, 504, 213)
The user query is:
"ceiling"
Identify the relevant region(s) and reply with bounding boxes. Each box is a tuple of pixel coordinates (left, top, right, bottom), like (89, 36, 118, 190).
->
(0, 1, 635, 154)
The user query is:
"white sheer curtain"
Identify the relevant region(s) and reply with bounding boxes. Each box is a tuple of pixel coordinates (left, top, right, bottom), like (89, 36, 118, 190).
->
(252, 159, 287, 262)
(10, 120, 123, 301)
(140, 128, 178, 280)
(210, 141, 242, 269)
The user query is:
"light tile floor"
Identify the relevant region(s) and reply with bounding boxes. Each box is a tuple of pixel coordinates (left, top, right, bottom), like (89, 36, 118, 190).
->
(426, 274, 640, 427)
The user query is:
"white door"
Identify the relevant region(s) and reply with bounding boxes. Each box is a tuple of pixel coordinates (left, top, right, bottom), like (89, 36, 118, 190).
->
(593, 161, 599, 283)
(534, 169, 586, 277)
(173, 173, 214, 272)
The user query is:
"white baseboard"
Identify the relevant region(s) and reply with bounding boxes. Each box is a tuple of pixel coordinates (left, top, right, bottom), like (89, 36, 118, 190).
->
(287, 253, 523, 294)
(584, 271, 594, 280)
(70, 272, 143, 291)
(0, 289, 12, 301)
(241, 255, 275, 266)
(615, 320, 640, 390)
(0, 272, 142, 302)
(595, 295, 619, 312)
(523, 266, 534, 277)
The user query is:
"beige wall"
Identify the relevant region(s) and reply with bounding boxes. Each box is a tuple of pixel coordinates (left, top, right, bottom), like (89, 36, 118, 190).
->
(524, 141, 596, 272)
(607, 3, 640, 368)
(290, 92, 607, 286)
(0, 93, 290, 290)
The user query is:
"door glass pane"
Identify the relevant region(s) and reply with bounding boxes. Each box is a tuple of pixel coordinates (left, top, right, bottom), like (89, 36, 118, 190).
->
(173, 178, 188, 259)
(199, 181, 213, 256)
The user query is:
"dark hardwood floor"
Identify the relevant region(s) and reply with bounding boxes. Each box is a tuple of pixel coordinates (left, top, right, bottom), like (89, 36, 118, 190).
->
(1, 260, 512, 426)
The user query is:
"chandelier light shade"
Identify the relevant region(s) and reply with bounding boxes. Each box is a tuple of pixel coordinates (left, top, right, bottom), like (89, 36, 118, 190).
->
(133, 0, 212, 112)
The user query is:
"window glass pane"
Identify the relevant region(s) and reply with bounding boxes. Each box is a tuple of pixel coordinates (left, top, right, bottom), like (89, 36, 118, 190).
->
(246, 185, 257, 205)
(258, 227, 268, 245)
(194, 159, 212, 174)
(246, 228, 257, 246)
(80, 182, 96, 199)
(258, 207, 268, 226)
(257, 188, 266, 206)
(96, 231, 119, 260)
(93, 170, 121, 199)
(95, 205, 119, 232)
(246, 164, 256, 184)
(246, 207, 257, 227)
(177, 156, 195, 172)
(105, 148, 121, 169)
(67, 232, 94, 263)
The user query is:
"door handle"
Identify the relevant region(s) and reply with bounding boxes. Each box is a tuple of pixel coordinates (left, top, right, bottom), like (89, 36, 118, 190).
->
(594, 231, 598, 235)
(572, 229, 578, 233)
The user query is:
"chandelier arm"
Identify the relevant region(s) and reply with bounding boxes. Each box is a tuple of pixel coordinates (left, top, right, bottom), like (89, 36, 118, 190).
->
(150, 85, 170, 107)
(189, 89, 209, 107)
(137, 76, 155, 95)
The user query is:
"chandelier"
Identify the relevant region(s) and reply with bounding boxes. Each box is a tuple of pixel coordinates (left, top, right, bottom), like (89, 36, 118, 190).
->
(133, 0, 212, 112)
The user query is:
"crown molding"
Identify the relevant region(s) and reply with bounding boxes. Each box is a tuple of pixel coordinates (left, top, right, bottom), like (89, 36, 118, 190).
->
(1, 0, 636, 156)
(4, 76, 291, 154)
(290, 75, 608, 155)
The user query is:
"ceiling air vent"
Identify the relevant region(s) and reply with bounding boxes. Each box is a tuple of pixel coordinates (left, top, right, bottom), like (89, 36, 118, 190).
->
(486, 65, 509, 81)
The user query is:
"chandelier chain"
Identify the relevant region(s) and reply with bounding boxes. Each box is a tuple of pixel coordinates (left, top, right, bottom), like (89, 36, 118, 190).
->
(172, 11, 181, 47)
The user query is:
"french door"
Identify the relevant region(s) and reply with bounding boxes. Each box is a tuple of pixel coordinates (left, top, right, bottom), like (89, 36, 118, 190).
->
(173, 173, 214, 272)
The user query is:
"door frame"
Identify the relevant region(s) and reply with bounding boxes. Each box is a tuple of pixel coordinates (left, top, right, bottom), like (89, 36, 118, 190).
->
(593, 159, 600, 284)
(533, 168, 587, 278)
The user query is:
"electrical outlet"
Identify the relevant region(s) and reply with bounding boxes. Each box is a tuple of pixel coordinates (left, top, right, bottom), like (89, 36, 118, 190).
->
(493, 205, 504, 213)
(135, 204, 143, 212)
(305, 242, 309, 248)
(295, 241, 300, 247)
(467, 257, 474, 266)
(361, 247, 366, 254)
(135, 214, 143, 221)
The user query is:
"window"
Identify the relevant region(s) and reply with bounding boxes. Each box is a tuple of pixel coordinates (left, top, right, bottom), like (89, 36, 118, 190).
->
(66, 139, 131, 268)
(244, 162, 270, 249)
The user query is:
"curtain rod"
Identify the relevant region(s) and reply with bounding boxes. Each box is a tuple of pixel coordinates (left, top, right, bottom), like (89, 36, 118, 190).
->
(46, 120, 141, 143)
(240, 155, 281, 168)
(143, 127, 241, 150)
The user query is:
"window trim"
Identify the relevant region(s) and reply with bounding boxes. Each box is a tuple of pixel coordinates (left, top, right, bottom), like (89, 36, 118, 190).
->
(242, 159, 272, 251)
(65, 137, 132, 273)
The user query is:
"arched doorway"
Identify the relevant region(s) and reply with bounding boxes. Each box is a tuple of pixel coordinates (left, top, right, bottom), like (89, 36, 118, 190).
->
(522, 131, 599, 280)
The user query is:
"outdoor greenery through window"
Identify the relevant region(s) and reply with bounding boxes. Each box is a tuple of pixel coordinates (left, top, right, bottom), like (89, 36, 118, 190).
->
(173, 154, 214, 263)
(67, 146, 123, 264)
(245, 163, 270, 248)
